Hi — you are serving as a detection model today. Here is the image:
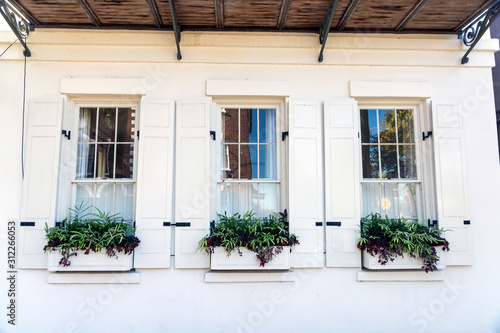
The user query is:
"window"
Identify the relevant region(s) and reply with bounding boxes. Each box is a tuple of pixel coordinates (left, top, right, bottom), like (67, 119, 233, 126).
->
(72, 105, 137, 221)
(217, 104, 285, 217)
(359, 106, 422, 220)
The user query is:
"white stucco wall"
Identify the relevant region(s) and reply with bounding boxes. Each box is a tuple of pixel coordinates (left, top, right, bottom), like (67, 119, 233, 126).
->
(1, 29, 500, 333)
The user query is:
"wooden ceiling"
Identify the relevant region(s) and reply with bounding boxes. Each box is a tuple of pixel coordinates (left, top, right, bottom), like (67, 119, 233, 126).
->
(8, 0, 493, 34)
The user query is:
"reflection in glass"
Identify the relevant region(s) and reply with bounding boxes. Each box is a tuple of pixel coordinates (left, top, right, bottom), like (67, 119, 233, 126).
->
(240, 108, 257, 143)
(115, 144, 134, 179)
(380, 145, 397, 179)
(220, 183, 278, 218)
(77, 143, 95, 179)
(117, 108, 135, 143)
(98, 108, 116, 142)
(222, 144, 239, 179)
(362, 145, 379, 178)
(259, 109, 276, 143)
(360, 109, 378, 143)
(397, 109, 414, 143)
(79, 108, 97, 142)
(259, 145, 277, 179)
(361, 183, 418, 220)
(96, 144, 114, 178)
(222, 108, 238, 143)
(399, 145, 417, 179)
(240, 144, 257, 179)
(379, 109, 396, 143)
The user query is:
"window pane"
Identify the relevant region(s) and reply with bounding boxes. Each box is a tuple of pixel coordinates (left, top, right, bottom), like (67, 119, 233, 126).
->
(259, 145, 277, 179)
(115, 144, 133, 179)
(78, 108, 97, 142)
(76, 183, 95, 209)
(96, 144, 114, 178)
(222, 144, 238, 179)
(258, 183, 278, 216)
(115, 183, 134, 221)
(399, 145, 417, 179)
(397, 109, 415, 143)
(240, 108, 257, 143)
(95, 183, 114, 214)
(362, 145, 379, 178)
(396, 183, 418, 220)
(259, 108, 276, 143)
(220, 183, 239, 215)
(222, 108, 238, 143)
(98, 108, 116, 142)
(76, 143, 95, 179)
(379, 109, 396, 143)
(360, 109, 378, 143)
(117, 108, 135, 143)
(361, 183, 380, 217)
(380, 145, 397, 179)
(240, 144, 257, 179)
(361, 183, 419, 220)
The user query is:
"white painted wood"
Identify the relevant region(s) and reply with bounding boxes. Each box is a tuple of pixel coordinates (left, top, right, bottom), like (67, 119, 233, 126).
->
(206, 80, 290, 97)
(175, 99, 212, 268)
(19, 98, 64, 269)
(362, 248, 446, 270)
(349, 81, 432, 98)
(288, 101, 324, 268)
(60, 78, 147, 95)
(432, 102, 472, 265)
(134, 98, 174, 268)
(210, 247, 290, 270)
(324, 100, 361, 268)
(47, 250, 133, 272)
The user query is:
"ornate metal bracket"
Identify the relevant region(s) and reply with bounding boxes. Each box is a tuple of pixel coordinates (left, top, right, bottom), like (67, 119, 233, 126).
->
(0, 0, 31, 57)
(318, 0, 339, 63)
(460, 0, 500, 64)
(168, 0, 182, 60)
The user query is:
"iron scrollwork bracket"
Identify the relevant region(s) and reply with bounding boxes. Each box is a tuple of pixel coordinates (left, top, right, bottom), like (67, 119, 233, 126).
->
(318, 0, 339, 63)
(460, 0, 500, 64)
(168, 0, 182, 60)
(0, 0, 32, 57)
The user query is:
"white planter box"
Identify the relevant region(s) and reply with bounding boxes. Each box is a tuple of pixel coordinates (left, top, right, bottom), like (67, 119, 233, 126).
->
(362, 247, 446, 270)
(210, 247, 290, 270)
(47, 250, 133, 272)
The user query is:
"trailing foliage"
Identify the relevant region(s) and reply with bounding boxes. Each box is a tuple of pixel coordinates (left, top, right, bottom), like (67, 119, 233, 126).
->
(357, 213, 450, 273)
(44, 203, 140, 267)
(196, 210, 299, 267)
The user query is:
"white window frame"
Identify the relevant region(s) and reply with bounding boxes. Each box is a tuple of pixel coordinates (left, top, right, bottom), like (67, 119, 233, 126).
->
(211, 99, 287, 218)
(56, 98, 140, 222)
(357, 100, 434, 221)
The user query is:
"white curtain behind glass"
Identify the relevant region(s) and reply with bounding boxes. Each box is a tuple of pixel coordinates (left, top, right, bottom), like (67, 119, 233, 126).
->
(77, 109, 91, 179)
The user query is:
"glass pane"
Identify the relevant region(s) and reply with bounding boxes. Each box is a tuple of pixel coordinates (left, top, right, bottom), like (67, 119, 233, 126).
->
(258, 183, 278, 217)
(220, 183, 239, 215)
(98, 108, 116, 142)
(259, 108, 276, 143)
(361, 183, 419, 220)
(96, 144, 115, 178)
(379, 109, 396, 143)
(362, 145, 379, 178)
(76, 143, 95, 179)
(95, 183, 114, 214)
(240, 144, 257, 179)
(259, 145, 277, 179)
(78, 108, 97, 142)
(115, 183, 134, 221)
(75, 183, 95, 209)
(360, 109, 378, 143)
(222, 144, 238, 179)
(397, 109, 415, 143)
(361, 183, 380, 217)
(117, 108, 135, 143)
(238, 183, 260, 216)
(380, 183, 398, 218)
(397, 183, 418, 219)
(380, 145, 397, 179)
(399, 145, 417, 179)
(222, 108, 238, 143)
(240, 108, 257, 143)
(115, 144, 134, 179)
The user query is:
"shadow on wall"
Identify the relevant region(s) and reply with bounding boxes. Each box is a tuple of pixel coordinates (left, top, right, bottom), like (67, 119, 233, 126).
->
(490, 18, 500, 160)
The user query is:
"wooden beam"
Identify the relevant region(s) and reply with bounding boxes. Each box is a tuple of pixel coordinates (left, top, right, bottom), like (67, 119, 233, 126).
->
(395, 0, 430, 32)
(277, 0, 291, 30)
(214, 0, 223, 29)
(8, 0, 39, 26)
(455, 0, 494, 32)
(337, 0, 360, 31)
(145, 0, 162, 28)
(76, 0, 101, 27)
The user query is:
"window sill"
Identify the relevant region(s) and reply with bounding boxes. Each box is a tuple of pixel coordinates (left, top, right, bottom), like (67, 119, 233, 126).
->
(48, 271, 141, 284)
(205, 270, 295, 283)
(356, 269, 445, 282)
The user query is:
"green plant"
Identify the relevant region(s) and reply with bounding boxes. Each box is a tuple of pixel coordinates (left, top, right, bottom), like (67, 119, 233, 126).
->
(196, 210, 299, 267)
(357, 213, 450, 273)
(44, 203, 140, 267)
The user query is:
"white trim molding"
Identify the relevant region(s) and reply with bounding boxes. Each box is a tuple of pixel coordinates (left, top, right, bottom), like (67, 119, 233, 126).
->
(350, 81, 432, 98)
(206, 80, 290, 97)
(60, 78, 147, 95)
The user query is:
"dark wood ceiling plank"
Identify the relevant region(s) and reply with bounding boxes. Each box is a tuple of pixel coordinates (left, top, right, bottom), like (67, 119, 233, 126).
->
(277, 0, 292, 30)
(8, 0, 39, 25)
(76, 0, 102, 27)
(146, 0, 162, 28)
(337, 0, 360, 31)
(395, 0, 430, 31)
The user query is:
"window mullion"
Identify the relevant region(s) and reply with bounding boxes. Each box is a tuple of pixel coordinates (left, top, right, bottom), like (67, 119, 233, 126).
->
(113, 107, 118, 179)
(94, 107, 99, 178)
(395, 110, 401, 179)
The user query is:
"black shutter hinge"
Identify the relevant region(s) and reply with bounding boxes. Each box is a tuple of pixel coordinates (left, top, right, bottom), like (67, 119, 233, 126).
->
(20, 222, 35, 227)
(61, 130, 71, 140)
(464, 220, 471, 225)
(163, 222, 191, 227)
(137, 130, 140, 140)
(327, 221, 342, 227)
(210, 131, 216, 140)
(315, 222, 323, 226)
(427, 219, 438, 227)
(422, 131, 432, 141)
(282, 131, 289, 141)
